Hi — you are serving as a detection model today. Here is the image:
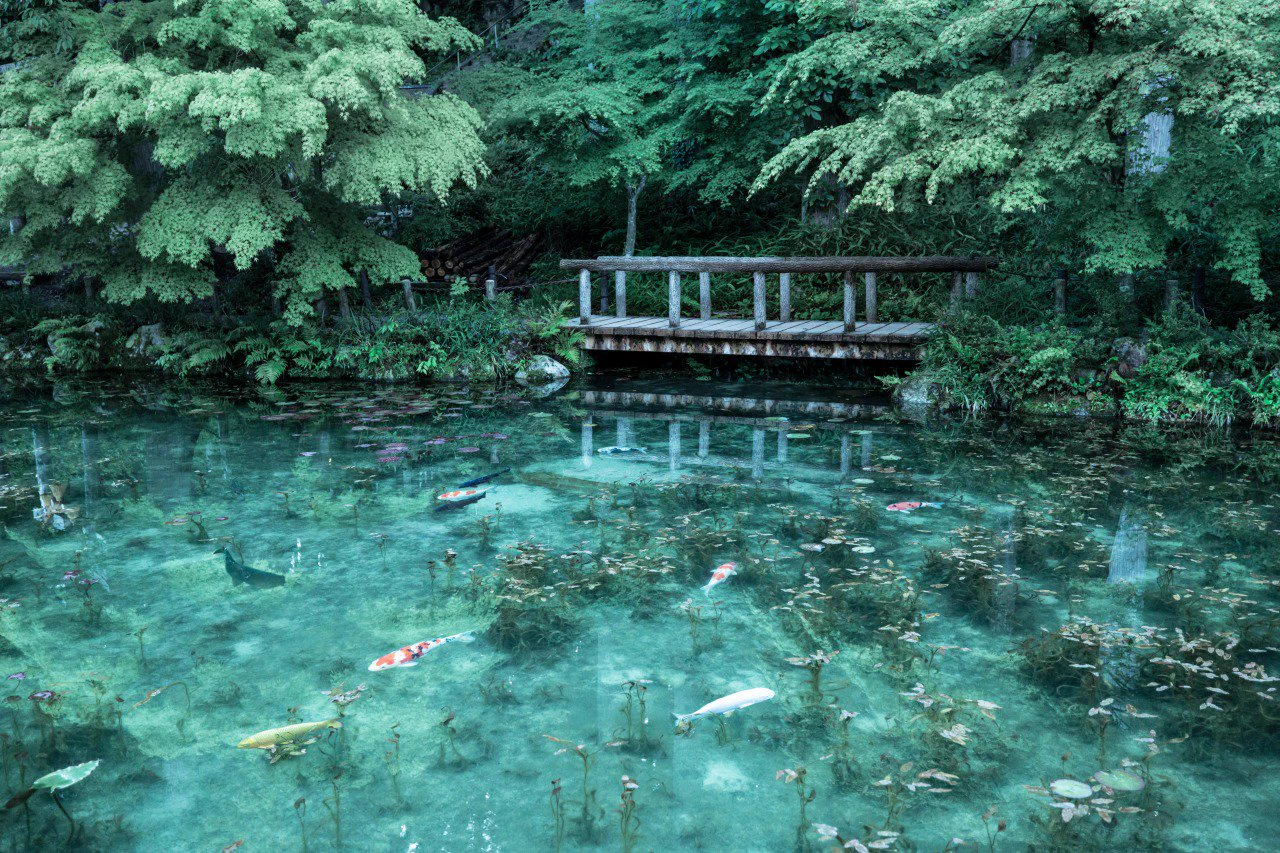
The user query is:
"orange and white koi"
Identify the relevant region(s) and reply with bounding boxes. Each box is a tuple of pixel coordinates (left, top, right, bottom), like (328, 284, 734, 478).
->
(886, 501, 943, 513)
(437, 488, 486, 503)
(368, 630, 477, 671)
(702, 562, 737, 594)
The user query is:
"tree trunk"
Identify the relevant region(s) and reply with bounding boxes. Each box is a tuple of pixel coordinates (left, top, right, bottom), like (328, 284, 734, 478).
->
(359, 269, 373, 310)
(402, 279, 418, 312)
(337, 287, 352, 319)
(624, 175, 646, 257)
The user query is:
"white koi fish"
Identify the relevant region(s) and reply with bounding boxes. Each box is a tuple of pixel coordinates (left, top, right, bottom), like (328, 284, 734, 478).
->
(368, 630, 476, 671)
(702, 561, 737, 594)
(673, 687, 775, 725)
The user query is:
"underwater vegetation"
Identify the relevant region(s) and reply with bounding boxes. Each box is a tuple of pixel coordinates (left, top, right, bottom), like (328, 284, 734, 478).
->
(0, 379, 1277, 849)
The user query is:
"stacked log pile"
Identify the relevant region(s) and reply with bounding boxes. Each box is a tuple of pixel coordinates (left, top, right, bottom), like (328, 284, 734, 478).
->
(419, 227, 543, 286)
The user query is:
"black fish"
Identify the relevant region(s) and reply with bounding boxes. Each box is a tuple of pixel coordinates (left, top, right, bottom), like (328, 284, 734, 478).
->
(459, 468, 510, 489)
(217, 549, 286, 589)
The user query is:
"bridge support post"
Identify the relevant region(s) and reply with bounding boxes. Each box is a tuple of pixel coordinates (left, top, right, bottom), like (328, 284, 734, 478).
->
(861, 432, 873, 469)
(699, 272, 711, 320)
(777, 429, 788, 463)
(842, 271, 856, 332)
(839, 434, 852, 477)
(615, 271, 627, 318)
(949, 271, 963, 312)
(668, 421, 681, 471)
(617, 417, 632, 449)
(753, 272, 766, 330)
(751, 428, 765, 478)
(580, 418, 594, 468)
(579, 268, 591, 324)
(697, 420, 710, 458)
(668, 271, 682, 328)
(779, 273, 792, 323)
(864, 272, 878, 323)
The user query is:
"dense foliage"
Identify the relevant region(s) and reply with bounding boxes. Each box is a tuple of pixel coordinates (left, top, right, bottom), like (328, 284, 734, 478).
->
(1, 0, 1278, 417)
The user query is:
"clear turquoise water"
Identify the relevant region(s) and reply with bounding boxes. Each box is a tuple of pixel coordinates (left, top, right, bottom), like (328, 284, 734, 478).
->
(1, 378, 1279, 851)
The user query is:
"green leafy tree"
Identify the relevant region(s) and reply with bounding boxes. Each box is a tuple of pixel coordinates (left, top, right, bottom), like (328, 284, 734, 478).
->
(755, 0, 1280, 297)
(0, 0, 487, 319)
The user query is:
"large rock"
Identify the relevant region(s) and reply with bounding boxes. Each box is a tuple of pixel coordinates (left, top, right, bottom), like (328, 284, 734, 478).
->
(515, 355, 570, 387)
(1112, 338, 1148, 379)
(893, 370, 947, 419)
(126, 323, 165, 356)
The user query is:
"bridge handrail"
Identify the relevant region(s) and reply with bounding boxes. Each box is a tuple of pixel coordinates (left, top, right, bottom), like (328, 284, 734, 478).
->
(560, 255, 998, 329)
(559, 255, 997, 274)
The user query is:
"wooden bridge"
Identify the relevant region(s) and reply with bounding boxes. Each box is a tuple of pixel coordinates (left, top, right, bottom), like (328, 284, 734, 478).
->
(561, 255, 998, 361)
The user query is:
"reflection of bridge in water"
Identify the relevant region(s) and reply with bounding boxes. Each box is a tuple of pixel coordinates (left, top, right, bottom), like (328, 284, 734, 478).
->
(577, 389, 892, 480)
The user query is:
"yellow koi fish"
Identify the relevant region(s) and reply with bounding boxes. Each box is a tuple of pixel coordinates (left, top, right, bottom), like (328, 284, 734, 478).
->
(237, 719, 341, 750)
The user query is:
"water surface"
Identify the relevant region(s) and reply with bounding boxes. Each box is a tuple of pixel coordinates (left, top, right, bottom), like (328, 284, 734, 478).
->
(1, 378, 1278, 851)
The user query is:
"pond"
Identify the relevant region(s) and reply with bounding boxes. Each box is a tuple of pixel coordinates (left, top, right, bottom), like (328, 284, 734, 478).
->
(0, 377, 1278, 851)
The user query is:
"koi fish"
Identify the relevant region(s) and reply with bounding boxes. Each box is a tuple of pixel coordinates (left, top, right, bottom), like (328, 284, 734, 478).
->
(368, 630, 477, 671)
(596, 446, 645, 455)
(217, 549, 285, 589)
(673, 688, 775, 725)
(434, 488, 488, 512)
(237, 719, 341, 750)
(886, 501, 943, 513)
(459, 468, 510, 488)
(702, 562, 737, 594)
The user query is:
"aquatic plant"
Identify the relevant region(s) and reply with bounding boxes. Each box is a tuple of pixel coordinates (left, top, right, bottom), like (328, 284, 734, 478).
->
(787, 649, 840, 706)
(384, 724, 402, 804)
(828, 709, 860, 791)
(322, 683, 366, 718)
(812, 822, 904, 853)
(4, 759, 99, 843)
(617, 775, 640, 853)
(979, 805, 1006, 853)
(435, 708, 468, 768)
(678, 598, 703, 655)
(322, 770, 343, 850)
(294, 796, 308, 853)
(545, 736, 603, 842)
(776, 766, 816, 851)
(616, 680, 658, 755)
(488, 543, 578, 651)
(548, 777, 566, 852)
(132, 681, 192, 739)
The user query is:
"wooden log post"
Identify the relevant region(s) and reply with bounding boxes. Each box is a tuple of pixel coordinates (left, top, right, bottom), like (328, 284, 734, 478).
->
(779, 273, 792, 323)
(599, 275, 609, 313)
(1164, 277, 1180, 310)
(578, 268, 591, 324)
(615, 271, 627, 318)
(864, 272, 878, 323)
(842, 270, 856, 332)
(1054, 269, 1067, 318)
(668, 271, 682, 328)
(699, 272, 711, 320)
(753, 271, 766, 331)
(484, 277, 497, 302)
(402, 279, 417, 312)
(965, 271, 979, 299)
(949, 271, 963, 312)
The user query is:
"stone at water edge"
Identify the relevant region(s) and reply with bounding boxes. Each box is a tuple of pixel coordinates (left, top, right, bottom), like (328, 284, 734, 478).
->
(126, 323, 166, 356)
(515, 355, 571, 387)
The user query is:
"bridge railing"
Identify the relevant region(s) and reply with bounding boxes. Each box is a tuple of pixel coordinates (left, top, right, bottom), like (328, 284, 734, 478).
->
(559, 255, 999, 331)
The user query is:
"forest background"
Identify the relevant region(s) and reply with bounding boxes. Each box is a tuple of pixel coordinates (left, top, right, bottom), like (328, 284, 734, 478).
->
(1, 0, 1278, 424)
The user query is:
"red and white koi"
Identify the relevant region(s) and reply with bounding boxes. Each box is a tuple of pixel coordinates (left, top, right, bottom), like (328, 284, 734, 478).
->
(437, 488, 486, 503)
(702, 562, 737, 594)
(886, 501, 943, 513)
(368, 630, 477, 671)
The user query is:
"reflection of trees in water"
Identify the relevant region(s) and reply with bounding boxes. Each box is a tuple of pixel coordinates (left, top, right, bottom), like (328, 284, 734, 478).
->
(1108, 506, 1149, 585)
(143, 421, 202, 505)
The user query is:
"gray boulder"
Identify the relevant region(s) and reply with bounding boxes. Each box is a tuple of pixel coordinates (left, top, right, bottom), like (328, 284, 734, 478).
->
(515, 355, 570, 387)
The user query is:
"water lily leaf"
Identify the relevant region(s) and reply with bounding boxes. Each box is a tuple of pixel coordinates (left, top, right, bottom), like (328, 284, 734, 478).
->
(32, 760, 100, 791)
(1093, 769, 1145, 792)
(1049, 778, 1092, 799)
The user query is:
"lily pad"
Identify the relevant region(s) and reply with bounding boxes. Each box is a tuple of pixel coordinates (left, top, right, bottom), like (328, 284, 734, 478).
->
(1049, 778, 1092, 799)
(32, 760, 99, 792)
(852, 478, 875, 485)
(1093, 769, 1144, 792)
